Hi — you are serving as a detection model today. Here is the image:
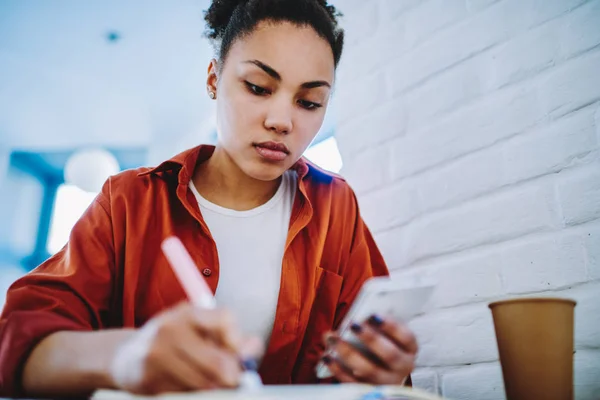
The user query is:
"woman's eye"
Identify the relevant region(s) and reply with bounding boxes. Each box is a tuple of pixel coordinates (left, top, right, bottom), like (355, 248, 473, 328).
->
(298, 99, 322, 110)
(245, 82, 269, 96)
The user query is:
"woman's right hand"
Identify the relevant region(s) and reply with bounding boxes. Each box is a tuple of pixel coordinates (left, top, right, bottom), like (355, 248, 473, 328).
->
(108, 302, 263, 394)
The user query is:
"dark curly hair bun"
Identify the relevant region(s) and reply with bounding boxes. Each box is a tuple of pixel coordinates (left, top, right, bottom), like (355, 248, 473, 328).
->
(203, 0, 344, 68)
(204, 0, 248, 41)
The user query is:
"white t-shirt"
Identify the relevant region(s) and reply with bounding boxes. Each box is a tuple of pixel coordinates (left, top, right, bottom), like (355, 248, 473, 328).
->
(189, 171, 297, 349)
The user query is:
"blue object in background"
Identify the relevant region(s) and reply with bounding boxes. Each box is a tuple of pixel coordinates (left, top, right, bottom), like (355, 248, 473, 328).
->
(0, 148, 146, 271)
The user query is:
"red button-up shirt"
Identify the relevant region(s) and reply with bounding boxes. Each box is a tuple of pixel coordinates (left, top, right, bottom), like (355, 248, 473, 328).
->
(0, 145, 389, 396)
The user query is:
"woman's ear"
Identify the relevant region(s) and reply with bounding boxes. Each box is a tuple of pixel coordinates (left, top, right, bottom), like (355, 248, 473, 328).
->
(206, 58, 219, 94)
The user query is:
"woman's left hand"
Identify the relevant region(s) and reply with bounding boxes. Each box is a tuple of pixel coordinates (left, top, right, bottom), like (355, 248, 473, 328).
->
(321, 314, 417, 385)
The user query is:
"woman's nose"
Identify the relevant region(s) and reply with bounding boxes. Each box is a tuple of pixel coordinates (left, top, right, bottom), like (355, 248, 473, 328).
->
(264, 100, 293, 134)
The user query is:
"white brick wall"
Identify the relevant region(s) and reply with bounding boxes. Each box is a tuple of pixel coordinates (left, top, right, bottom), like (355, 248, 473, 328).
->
(409, 303, 499, 367)
(557, 164, 600, 226)
(334, 0, 600, 398)
(441, 363, 505, 400)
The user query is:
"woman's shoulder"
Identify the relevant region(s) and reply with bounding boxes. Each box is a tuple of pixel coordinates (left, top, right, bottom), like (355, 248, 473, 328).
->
(301, 158, 359, 208)
(99, 163, 179, 208)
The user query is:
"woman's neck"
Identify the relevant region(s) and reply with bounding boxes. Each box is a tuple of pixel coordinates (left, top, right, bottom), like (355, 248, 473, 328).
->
(191, 146, 282, 211)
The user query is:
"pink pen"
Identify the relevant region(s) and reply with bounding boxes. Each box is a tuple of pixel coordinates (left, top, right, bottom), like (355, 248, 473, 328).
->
(160, 236, 263, 390)
(161, 236, 217, 309)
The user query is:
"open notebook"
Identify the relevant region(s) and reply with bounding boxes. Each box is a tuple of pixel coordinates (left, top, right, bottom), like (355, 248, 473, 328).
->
(92, 384, 447, 400)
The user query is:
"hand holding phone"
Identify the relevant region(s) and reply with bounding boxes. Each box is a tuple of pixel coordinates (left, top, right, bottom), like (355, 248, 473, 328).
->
(316, 276, 434, 380)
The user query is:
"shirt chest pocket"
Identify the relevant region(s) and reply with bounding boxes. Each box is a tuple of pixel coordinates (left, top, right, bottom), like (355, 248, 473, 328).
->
(312, 267, 344, 327)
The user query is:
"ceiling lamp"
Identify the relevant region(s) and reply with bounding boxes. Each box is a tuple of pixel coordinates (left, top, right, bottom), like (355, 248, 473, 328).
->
(64, 148, 120, 193)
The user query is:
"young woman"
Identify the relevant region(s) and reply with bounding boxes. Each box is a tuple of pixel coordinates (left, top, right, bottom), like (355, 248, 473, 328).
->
(0, 0, 418, 397)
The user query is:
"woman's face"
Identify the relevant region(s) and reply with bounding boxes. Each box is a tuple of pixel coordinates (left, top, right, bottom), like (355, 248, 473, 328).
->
(208, 21, 335, 181)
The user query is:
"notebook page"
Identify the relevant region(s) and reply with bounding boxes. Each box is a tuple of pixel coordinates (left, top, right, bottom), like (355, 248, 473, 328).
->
(92, 384, 447, 400)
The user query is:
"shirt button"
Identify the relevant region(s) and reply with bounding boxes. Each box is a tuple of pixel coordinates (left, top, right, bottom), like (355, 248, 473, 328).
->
(202, 268, 212, 277)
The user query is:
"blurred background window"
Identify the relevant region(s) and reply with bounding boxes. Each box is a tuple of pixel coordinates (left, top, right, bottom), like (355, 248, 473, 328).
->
(46, 184, 97, 255)
(304, 136, 343, 173)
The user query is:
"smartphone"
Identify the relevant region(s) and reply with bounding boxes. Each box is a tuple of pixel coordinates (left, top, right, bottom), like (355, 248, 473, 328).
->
(315, 276, 435, 379)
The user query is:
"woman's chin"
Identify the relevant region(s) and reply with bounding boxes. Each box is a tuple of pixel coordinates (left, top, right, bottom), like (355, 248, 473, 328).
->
(244, 162, 290, 182)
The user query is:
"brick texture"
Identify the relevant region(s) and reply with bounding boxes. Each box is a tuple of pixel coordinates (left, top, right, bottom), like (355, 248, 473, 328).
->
(334, 0, 600, 397)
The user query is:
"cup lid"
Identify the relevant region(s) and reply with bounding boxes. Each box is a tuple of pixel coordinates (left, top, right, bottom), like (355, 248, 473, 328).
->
(489, 297, 577, 309)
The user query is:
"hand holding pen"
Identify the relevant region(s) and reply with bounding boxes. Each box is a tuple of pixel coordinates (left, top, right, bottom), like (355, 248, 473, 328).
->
(107, 237, 263, 395)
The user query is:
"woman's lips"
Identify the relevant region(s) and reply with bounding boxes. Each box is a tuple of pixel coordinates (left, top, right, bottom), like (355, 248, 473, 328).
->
(254, 145, 288, 161)
(254, 141, 290, 161)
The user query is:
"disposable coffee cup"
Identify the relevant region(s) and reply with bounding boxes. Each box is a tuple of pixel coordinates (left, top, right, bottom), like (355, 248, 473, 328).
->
(489, 297, 576, 400)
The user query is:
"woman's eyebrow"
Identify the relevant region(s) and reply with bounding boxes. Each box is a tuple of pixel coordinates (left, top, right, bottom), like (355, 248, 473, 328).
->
(301, 80, 331, 89)
(244, 59, 281, 80)
(243, 59, 331, 89)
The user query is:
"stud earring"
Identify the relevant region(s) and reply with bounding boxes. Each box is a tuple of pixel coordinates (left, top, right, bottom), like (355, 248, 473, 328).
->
(208, 91, 216, 99)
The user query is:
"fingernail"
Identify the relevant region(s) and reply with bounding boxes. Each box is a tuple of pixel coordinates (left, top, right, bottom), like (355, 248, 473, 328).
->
(322, 355, 332, 365)
(350, 322, 363, 334)
(241, 358, 258, 371)
(367, 314, 384, 327)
